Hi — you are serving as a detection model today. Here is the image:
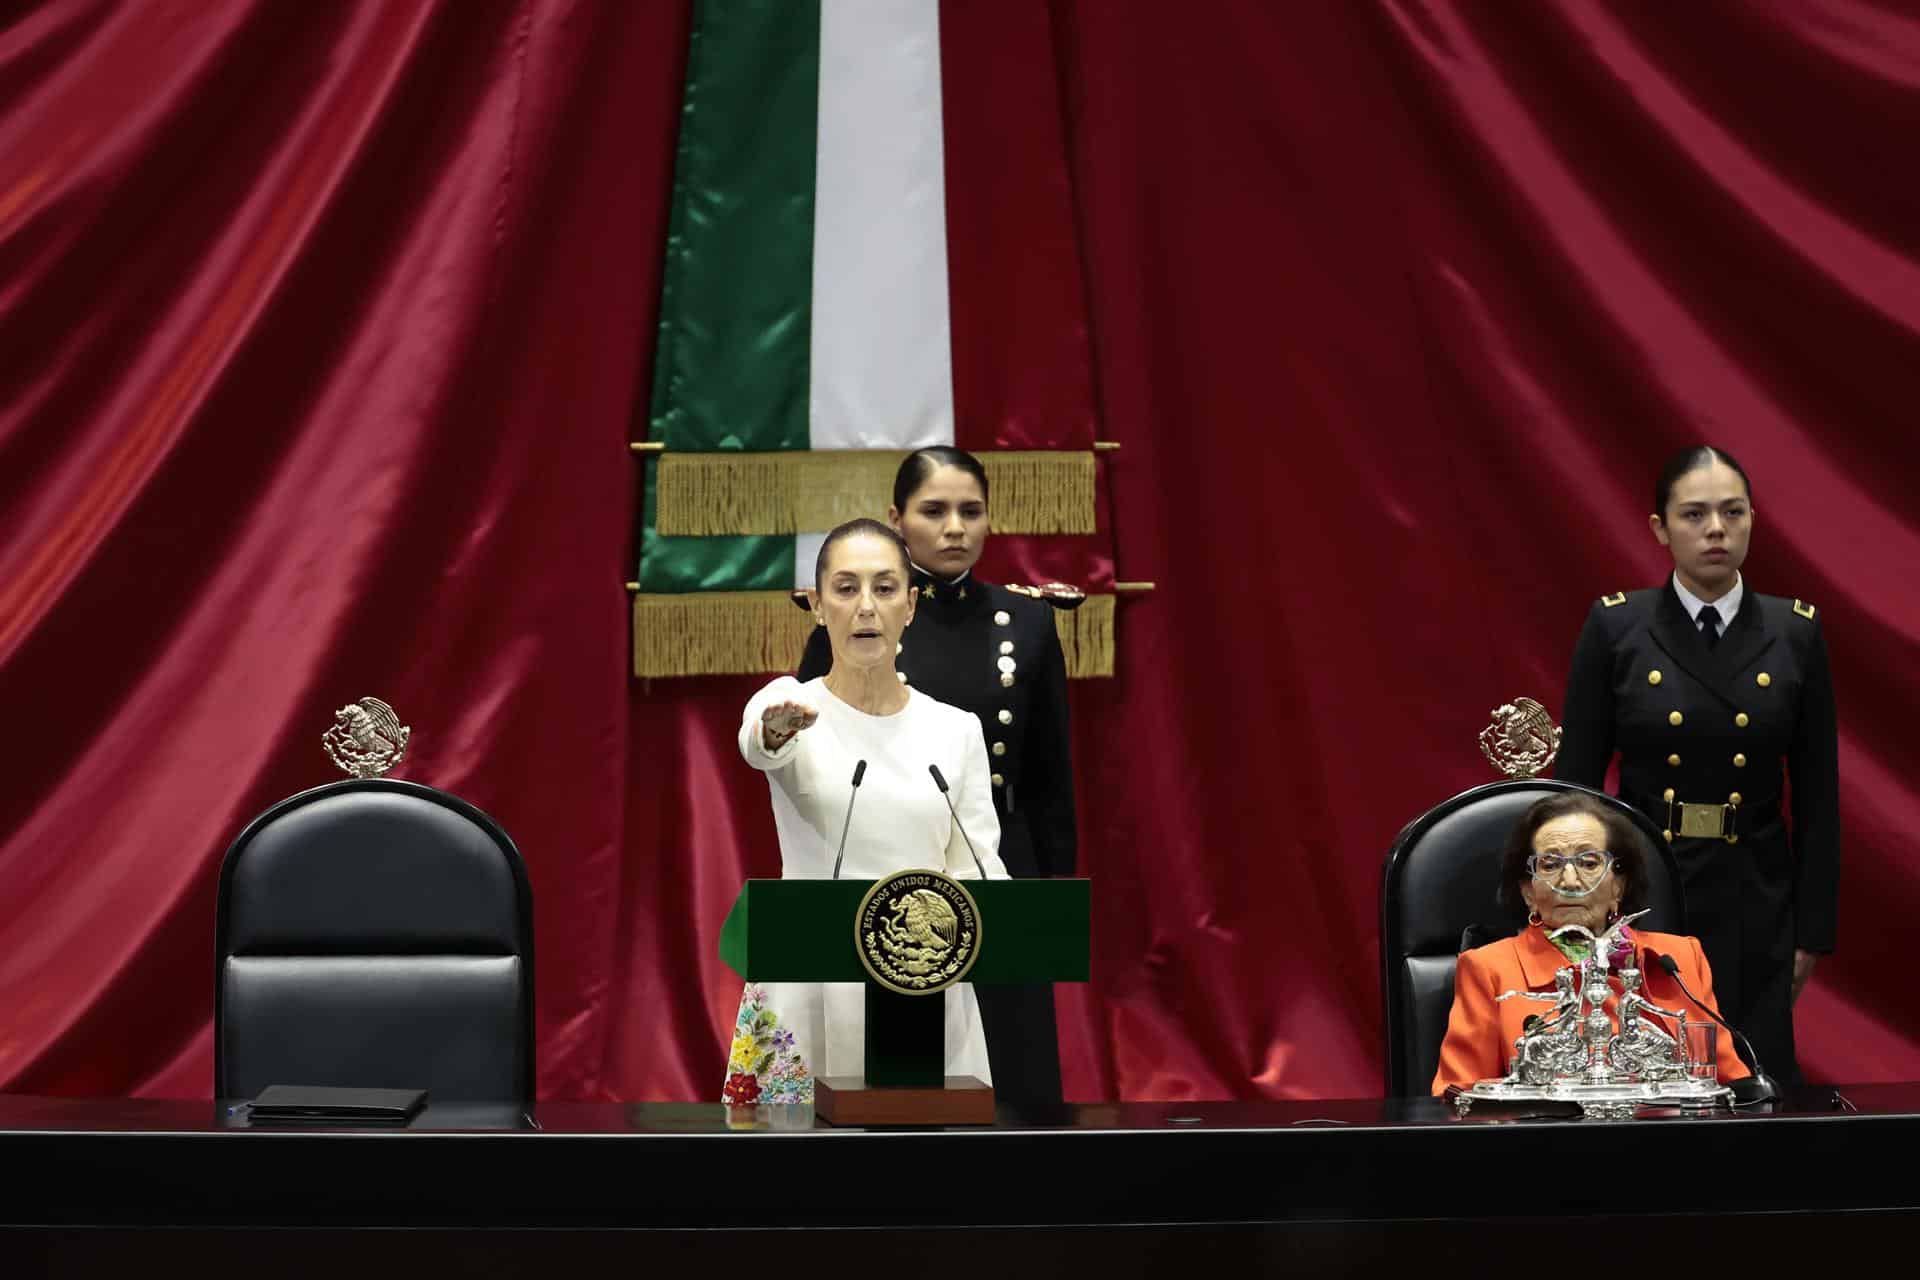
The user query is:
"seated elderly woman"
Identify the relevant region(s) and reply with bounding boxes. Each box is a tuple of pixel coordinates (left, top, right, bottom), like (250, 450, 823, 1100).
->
(1431, 791, 1752, 1094)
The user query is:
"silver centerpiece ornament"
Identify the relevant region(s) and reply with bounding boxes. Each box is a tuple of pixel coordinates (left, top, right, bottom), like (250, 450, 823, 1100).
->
(1448, 910, 1733, 1119)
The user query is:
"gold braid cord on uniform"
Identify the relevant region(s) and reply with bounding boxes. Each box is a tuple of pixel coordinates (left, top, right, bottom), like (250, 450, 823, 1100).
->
(653, 450, 1097, 536)
(631, 590, 1117, 679)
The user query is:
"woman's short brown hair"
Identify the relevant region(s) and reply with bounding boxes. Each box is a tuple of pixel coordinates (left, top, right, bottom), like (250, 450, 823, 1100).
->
(1497, 791, 1650, 917)
(814, 517, 912, 589)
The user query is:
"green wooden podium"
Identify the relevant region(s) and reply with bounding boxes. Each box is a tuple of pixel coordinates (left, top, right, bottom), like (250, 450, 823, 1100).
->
(720, 877, 1090, 1124)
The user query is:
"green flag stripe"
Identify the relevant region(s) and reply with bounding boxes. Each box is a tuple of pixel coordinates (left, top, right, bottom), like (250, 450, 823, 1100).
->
(647, 0, 819, 452)
(638, 464, 794, 592)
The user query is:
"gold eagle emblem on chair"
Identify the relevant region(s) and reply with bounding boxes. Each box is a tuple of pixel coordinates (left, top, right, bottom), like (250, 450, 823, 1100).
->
(322, 697, 411, 779)
(1477, 697, 1562, 779)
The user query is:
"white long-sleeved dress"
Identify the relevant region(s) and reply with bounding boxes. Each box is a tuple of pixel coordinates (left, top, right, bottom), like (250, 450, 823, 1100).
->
(725, 676, 1007, 1104)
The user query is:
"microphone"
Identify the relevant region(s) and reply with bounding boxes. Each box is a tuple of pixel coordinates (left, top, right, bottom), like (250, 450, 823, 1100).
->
(829, 760, 867, 880)
(927, 764, 991, 880)
(1646, 949, 1780, 1106)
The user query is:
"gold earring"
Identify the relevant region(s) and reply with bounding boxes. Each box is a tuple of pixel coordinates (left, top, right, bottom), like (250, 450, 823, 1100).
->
(1527, 910, 1543, 927)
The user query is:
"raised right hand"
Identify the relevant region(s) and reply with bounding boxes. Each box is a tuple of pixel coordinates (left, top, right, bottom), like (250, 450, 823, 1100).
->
(761, 700, 818, 750)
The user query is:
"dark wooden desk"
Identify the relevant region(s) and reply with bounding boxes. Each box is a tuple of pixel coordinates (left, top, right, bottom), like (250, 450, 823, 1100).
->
(4, 1088, 1914, 1274)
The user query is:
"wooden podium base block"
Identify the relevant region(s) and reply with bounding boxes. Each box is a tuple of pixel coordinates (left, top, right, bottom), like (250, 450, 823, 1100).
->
(814, 1076, 996, 1127)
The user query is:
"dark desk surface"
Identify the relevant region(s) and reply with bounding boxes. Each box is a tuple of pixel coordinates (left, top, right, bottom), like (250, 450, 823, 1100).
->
(5, 1086, 1919, 1232)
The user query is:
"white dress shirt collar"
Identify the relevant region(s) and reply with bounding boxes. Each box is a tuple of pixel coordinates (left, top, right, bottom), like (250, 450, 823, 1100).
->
(1671, 572, 1743, 632)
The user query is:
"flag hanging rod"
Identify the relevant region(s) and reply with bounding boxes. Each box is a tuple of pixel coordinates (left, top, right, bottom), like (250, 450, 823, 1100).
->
(632, 440, 1118, 453)
(627, 581, 1154, 596)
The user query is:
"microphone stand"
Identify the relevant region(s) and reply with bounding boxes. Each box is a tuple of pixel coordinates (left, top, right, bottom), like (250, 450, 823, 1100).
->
(927, 764, 991, 879)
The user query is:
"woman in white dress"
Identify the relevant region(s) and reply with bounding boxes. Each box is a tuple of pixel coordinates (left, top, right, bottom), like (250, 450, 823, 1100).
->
(724, 518, 1008, 1106)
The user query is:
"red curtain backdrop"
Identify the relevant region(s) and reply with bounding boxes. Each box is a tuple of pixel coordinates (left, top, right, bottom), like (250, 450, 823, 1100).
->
(3, 0, 1916, 1101)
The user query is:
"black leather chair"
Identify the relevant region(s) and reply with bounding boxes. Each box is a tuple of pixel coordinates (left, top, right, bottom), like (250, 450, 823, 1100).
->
(215, 779, 534, 1101)
(1378, 779, 1683, 1096)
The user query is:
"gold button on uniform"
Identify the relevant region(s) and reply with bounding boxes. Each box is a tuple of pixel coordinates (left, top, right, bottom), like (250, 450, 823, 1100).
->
(1663, 829, 1674, 841)
(1668, 711, 1683, 726)
(1663, 788, 1675, 803)
(1729, 792, 1743, 805)
(1757, 672, 1771, 687)
(997, 656, 1016, 674)
(1735, 713, 1749, 728)
(991, 773, 1005, 787)
(992, 742, 1006, 757)
(1733, 754, 1746, 767)
(1000, 673, 1015, 688)
(1000, 641, 1014, 655)
(1668, 754, 1682, 767)
(1648, 670, 1662, 686)
(994, 611, 1011, 626)
(997, 709, 1013, 725)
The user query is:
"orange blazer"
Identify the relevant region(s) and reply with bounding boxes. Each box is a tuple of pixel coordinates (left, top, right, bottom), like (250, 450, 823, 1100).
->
(1431, 927, 1752, 1094)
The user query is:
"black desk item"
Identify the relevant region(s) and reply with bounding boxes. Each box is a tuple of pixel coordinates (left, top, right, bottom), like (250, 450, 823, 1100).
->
(248, 1085, 428, 1125)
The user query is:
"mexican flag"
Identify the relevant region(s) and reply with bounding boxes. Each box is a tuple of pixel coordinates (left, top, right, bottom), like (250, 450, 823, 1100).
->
(633, 0, 1114, 677)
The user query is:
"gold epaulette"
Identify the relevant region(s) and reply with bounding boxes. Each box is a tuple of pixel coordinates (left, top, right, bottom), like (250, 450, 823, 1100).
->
(1601, 591, 1627, 607)
(1793, 599, 1816, 620)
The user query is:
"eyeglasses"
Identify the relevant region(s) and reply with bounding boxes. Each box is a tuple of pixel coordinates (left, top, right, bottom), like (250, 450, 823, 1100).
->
(1526, 851, 1613, 880)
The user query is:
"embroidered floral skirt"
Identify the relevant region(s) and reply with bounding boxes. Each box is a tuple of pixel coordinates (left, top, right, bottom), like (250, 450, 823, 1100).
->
(723, 983, 814, 1105)
(720, 980, 993, 1106)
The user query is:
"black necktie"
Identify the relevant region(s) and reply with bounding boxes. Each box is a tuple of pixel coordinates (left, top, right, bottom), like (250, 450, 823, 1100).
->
(1697, 605, 1721, 650)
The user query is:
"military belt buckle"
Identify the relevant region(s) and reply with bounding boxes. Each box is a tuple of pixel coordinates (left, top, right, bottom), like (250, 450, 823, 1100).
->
(1677, 802, 1726, 840)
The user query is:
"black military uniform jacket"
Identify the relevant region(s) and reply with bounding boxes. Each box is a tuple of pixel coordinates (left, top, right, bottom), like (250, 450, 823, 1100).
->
(1554, 582, 1838, 1081)
(797, 569, 1077, 879)
(1556, 583, 1839, 947)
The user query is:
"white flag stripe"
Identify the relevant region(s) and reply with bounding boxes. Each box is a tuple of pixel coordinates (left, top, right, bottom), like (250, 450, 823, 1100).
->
(808, 0, 956, 452)
(792, 532, 828, 593)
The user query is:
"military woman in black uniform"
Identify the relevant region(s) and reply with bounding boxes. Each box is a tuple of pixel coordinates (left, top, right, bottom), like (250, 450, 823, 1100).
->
(797, 447, 1076, 1105)
(1555, 445, 1838, 1085)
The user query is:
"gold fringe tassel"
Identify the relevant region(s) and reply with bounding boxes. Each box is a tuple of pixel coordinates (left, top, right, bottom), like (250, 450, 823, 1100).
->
(633, 592, 1119, 679)
(978, 451, 1097, 535)
(654, 450, 1096, 536)
(1053, 594, 1115, 679)
(632, 592, 816, 678)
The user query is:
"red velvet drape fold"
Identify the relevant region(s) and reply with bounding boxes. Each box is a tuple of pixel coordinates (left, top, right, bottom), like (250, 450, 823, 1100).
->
(3, 0, 1915, 1100)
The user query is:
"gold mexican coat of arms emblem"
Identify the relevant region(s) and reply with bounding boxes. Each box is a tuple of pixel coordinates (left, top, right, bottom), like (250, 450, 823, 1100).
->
(1477, 696, 1562, 779)
(856, 869, 983, 996)
(322, 696, 411, 779)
